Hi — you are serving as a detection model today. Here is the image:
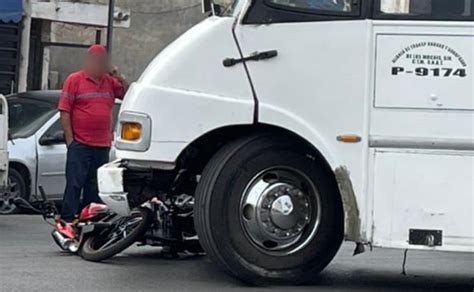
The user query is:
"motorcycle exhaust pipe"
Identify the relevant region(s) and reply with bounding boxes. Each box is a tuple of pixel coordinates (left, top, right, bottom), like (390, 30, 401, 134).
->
(51, 230, 70, 251)
(51, 230, 78, 253)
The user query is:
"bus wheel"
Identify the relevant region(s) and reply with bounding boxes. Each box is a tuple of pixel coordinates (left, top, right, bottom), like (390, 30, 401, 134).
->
(195, 134, 344, 285)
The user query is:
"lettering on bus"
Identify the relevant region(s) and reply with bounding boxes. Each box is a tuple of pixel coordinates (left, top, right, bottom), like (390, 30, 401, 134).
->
(390, 41, 468, 78)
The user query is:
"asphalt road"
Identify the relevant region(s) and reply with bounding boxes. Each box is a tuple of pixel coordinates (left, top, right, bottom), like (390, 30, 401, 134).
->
(0, 215, 473, 292)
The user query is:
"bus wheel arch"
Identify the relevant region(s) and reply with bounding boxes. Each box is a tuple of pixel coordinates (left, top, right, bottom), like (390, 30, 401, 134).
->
(178, 123, 336, 176)
(335, 166, 364, 253)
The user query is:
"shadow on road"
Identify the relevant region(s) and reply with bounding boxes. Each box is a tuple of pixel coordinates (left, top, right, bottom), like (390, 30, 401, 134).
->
(103, 247, 474, 291)
(1, 215, 473, 292)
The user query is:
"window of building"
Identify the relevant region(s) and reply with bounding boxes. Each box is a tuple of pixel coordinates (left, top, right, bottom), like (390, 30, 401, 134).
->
(377, 0, 474, 20)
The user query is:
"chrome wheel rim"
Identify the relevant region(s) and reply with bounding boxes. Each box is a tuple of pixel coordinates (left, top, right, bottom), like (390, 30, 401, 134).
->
(0, 180, 19, 214)
(240, 167, 321, 256)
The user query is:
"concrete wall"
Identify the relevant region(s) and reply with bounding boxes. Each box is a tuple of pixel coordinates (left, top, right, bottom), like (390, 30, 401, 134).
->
(112, 0, 204, 82)
(49, 0, 204, 87)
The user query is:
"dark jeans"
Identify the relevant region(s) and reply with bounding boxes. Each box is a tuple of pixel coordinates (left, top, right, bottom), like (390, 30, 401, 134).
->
(61, 141, 110, 221)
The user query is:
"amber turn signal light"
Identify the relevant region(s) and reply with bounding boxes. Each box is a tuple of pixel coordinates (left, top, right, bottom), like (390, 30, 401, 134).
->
(121, 122, 142, 141)
(337, 134, 362, 143)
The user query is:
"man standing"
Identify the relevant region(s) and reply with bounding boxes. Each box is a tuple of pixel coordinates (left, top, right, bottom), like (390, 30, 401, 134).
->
(58, 45, 128, 222)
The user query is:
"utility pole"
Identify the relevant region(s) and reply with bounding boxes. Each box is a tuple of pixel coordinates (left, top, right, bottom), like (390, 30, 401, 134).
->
(18, 0, 32, 92)
(106, 0, 115, 56)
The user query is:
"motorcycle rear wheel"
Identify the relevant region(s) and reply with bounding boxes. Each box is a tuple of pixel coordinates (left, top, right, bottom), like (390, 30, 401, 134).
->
(80, 207, 152, 262)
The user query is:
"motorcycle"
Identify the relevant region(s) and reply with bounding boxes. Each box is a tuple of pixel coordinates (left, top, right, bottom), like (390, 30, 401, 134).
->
(99, 167, 205, 258)
(138, 193, 203, 257)
(14, 186, 152, 261)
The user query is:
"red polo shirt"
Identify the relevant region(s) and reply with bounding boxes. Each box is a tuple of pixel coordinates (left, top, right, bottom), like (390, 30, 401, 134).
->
(58, 70, 124, 147)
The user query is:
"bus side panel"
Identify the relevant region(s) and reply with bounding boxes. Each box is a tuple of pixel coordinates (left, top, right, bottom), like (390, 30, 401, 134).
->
(370, 21, 474, 252)
(372, 150, 474, 252)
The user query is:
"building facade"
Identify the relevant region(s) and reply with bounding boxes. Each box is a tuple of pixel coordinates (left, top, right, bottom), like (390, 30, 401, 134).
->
(50, 0, 204, 88)
(0, 0, 204, 94)
(0, 0, 23, 95)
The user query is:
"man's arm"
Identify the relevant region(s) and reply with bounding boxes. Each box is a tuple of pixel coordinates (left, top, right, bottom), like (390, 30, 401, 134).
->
(110, 66, 129, 97)
(60, 111, 74, 146)
(58, 74, 76, 145)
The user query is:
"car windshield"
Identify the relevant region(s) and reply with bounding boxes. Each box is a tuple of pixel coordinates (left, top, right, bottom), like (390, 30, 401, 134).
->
(8, 97, 57, 139)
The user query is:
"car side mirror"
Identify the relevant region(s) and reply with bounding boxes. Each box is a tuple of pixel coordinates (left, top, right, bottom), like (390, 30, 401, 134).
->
(39, 130, 65, 146)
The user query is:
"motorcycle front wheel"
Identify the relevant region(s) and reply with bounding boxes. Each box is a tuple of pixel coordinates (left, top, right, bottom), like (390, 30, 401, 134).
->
(80, 207, 152, 262)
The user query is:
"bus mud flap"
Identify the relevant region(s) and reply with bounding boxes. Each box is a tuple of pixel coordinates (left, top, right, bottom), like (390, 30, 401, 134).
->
(335, 166, 365, 256)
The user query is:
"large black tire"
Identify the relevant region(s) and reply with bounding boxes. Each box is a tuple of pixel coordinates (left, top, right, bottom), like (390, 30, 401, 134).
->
(80, 208, 152, 262)
(195, 134, 344, 285)
(0, 168, 27, 215)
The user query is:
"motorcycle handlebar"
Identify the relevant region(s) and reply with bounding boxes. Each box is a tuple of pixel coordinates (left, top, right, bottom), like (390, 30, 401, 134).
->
(13, 197, 43, 214)
(13, 186, 58, 222)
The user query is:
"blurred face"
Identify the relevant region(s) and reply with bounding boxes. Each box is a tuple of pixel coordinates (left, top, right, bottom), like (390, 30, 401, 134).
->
(84, 54, 109, 78)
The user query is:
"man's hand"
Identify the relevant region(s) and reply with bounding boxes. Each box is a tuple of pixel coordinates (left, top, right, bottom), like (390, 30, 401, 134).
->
(110, 66, 129, 93)
(65, 135, 74, 147)
(60, 111, 74, 147)
(110, 66, 123, 80)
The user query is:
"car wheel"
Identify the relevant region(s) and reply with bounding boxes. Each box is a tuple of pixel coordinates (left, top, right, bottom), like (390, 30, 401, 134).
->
(0, 168, 27, 215)
(195, 134, 344, 285)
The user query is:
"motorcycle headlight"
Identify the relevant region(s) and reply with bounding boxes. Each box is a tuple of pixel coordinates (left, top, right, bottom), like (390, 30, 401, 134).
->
(116, 112, 152, 152)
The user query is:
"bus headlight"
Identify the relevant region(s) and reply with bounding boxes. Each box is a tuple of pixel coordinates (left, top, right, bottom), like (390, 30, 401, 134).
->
(116, 112, 152, 152)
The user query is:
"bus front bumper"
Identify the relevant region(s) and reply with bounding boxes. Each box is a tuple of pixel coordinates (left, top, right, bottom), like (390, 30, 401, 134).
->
(97, 160, 131, 216)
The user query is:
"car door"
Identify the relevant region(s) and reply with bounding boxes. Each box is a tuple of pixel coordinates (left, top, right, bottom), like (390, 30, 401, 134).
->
(36, 115, 67, 200)
(36, 103, 121, 199)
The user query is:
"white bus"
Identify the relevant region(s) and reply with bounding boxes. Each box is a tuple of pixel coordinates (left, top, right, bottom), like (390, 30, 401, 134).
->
(98, 0, 474, 284)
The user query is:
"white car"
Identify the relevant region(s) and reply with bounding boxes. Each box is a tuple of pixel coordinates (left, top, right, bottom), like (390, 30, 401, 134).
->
(2, 91, 120, 214)
(0, 94, 9, 211)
